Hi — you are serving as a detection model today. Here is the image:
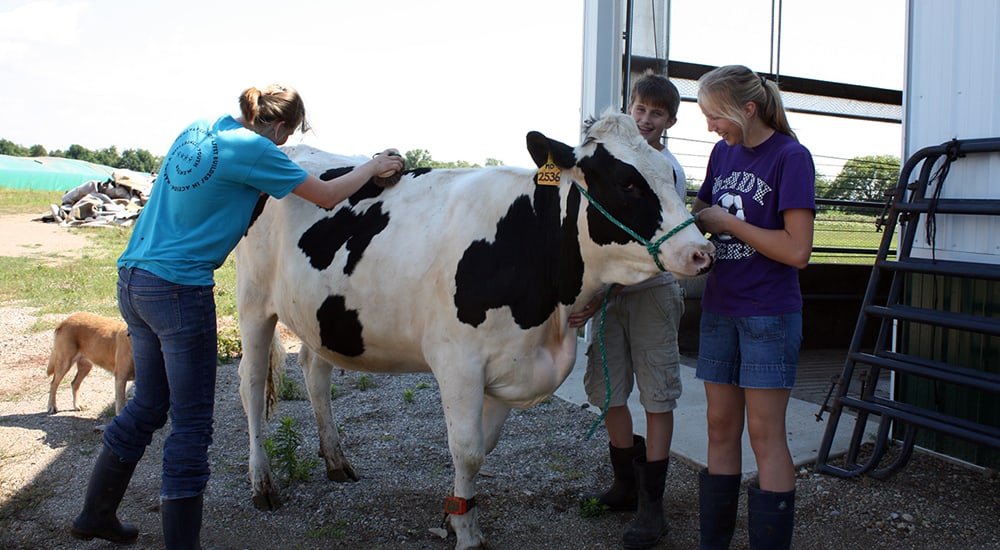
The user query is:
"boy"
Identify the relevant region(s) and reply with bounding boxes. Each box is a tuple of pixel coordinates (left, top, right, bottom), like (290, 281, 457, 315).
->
(569, 71, 687, 550)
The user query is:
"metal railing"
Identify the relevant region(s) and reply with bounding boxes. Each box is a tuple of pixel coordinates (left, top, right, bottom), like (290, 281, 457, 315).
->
(814, 137, 1000, 478)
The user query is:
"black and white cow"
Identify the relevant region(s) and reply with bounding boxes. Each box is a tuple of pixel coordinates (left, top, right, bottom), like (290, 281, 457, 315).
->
(234, 112, 714, 549)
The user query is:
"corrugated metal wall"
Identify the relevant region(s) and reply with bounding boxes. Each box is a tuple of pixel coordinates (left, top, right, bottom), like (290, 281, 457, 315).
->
(901, 0, 1000, 466)
(905, 0, 1000, 263)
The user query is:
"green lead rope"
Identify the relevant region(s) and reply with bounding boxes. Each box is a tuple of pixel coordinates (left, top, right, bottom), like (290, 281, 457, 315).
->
(585, 284, 618, 440)
(572, 181, 696, 439)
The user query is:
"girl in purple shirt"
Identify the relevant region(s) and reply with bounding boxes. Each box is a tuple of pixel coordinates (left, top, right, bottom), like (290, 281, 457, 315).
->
(692, 65, 815, 550)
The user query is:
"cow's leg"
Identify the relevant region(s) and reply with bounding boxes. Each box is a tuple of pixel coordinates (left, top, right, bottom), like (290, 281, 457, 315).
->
(482, 394, 511, 455)
(298, 345, 358, 482)
(237, 314, 282, 511)
(436, 367, 487, 550)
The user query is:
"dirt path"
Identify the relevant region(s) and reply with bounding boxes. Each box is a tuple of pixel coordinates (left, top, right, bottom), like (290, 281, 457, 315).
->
(0, 213, 91, 262)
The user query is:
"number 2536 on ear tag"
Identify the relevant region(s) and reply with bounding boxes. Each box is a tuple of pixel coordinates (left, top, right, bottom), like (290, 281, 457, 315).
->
(537, 155, 560, 186)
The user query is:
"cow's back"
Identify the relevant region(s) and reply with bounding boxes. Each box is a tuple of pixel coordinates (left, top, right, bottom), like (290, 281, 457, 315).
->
(236, 149, 541, 373)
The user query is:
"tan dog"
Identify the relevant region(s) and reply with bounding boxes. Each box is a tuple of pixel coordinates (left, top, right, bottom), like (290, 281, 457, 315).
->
(46, 312, 134, 415)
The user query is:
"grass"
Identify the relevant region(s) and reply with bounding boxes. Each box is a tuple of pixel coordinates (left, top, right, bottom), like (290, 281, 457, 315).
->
(278, 373, 306, 400)
(0, 189, 61, 215)
(0, 189, 239, 331)
(812, 211, 897, 264)
(579, 497, 609, 518)
(262, 416, 318, 483)
(356, 374, 375, 391)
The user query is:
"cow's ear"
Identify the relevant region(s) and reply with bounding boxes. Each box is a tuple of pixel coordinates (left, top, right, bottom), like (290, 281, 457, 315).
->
(526, 131, 575, 169)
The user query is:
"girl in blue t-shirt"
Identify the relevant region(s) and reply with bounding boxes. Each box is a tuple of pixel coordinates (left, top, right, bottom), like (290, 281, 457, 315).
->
(70, 83, 404, 549)
(691, 65, 815, 550)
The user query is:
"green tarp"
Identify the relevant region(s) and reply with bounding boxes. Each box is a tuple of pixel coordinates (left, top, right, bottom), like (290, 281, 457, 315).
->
(0, 155, 117, 192)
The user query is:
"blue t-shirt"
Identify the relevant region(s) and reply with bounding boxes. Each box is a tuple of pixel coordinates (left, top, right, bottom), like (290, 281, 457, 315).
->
(696, 131, 815, 316)
(118, 115, 308, 286)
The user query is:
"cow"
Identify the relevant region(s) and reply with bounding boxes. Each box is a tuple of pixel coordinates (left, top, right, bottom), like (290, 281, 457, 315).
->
(234, 112, 715, 549)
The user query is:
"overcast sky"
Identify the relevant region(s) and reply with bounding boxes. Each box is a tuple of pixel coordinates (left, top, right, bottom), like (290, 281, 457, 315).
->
(0, 0, 904, 178)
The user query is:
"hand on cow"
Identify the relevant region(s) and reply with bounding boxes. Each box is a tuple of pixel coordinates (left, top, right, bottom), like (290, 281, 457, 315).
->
(370, 149, 405, 187)
(568, 284, 624, 328)
(567, 301, 598, 328)
(372, 149, 404, 175)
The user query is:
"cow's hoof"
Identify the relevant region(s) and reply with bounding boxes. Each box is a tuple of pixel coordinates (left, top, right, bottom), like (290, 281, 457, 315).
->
(449, 512, 484, 550)
(327, 463, 360, 483)
(251, 491, 283, 511)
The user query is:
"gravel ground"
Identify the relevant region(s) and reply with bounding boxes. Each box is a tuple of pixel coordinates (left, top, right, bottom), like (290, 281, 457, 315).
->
(1, 303, 999, 550)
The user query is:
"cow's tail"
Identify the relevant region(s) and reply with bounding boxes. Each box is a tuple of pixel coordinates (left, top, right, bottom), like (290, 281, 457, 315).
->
(264, 331, 286, 420)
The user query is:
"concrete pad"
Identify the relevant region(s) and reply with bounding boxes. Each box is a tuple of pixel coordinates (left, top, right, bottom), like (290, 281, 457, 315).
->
(553, 339, 876, 477)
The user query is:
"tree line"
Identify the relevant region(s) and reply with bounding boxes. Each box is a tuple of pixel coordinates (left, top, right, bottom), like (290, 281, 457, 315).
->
(2, 136, 896, 205)
(0, 138, 504, 176)
(815, 154, 901, 213)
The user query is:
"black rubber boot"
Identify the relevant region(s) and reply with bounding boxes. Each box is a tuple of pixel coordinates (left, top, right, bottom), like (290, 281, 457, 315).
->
(70, 445, 140, 544)
(698, 468, 742, 549)
(582, 435, 646, 511)
(747, 483, 795, 550)
(622, 456, 669, 550)
(161, 493, 203, 550)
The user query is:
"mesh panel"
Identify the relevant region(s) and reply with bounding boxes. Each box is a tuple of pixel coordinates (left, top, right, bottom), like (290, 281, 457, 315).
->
(673, 79, 902, 123)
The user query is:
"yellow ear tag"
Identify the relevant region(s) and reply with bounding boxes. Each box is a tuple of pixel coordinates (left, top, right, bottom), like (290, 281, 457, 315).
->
(536, 154, 561, 186)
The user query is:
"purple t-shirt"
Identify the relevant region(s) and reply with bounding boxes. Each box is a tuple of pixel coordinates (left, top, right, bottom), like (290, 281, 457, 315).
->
(696, 131, 815, 316)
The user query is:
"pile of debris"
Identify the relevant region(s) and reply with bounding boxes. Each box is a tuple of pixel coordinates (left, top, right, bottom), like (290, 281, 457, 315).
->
(43, 170, 153, 227)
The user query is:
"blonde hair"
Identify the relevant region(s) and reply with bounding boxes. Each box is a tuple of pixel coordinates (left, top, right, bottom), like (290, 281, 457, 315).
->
(239, 83, 311, 134)
(697, 65, 796, 141)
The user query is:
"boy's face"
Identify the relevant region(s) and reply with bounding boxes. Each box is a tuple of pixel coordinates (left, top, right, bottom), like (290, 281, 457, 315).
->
(628, 97, 677, 148)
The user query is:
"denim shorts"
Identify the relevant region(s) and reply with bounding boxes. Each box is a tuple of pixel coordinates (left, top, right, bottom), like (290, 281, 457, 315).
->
(695, 310, 802, 389)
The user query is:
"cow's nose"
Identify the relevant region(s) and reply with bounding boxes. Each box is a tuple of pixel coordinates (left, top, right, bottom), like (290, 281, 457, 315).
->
(695, 248, 715, 275)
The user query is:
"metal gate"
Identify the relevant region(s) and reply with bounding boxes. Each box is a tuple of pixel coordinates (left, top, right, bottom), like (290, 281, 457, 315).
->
(814, 137, 1000, 478)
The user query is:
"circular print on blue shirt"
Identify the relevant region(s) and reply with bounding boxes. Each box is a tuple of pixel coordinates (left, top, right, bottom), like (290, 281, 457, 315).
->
(161, 126, 219, 192)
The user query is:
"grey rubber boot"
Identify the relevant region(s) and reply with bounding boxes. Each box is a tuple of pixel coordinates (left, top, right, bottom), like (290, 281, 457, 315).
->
(698, 468, 742, 549)
(622, 456, 669, 550)
(582, 434, 646, 511)
(747, 483, 795, 550)
(70, 445, 140, 544)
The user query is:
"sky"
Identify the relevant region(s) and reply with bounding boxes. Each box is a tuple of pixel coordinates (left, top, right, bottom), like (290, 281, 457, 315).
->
(0, 0, 905, 179)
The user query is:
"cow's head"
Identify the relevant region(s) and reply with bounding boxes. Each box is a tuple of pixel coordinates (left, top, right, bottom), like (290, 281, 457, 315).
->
(525, 112, 714, 284)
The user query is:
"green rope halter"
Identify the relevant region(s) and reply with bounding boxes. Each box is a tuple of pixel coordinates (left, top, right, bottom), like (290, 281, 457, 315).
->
(573, 182, 695, 272)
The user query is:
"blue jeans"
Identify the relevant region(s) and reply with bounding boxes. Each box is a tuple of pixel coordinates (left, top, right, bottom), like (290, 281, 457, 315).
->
(104, 267, 218, 500)
(696, 310, 802, 389)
